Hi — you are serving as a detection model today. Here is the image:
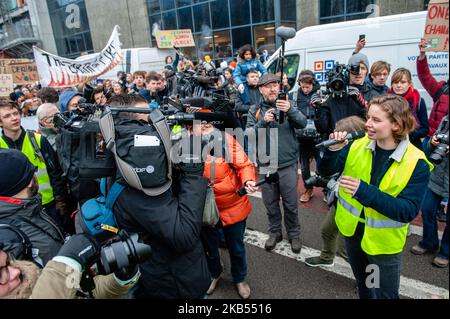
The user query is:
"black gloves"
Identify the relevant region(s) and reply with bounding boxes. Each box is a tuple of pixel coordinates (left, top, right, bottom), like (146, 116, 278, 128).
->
(310, 93, 323, 108)
(114, 264, 139, 282)
(57, 233, 100, 270)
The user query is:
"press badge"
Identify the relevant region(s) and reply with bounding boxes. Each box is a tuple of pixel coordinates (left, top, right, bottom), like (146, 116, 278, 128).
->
(134, 135, 160, 147)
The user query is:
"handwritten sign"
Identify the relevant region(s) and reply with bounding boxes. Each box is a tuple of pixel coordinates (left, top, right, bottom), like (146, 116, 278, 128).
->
(0, 74, 14, 97)
(9, 62, 39, 85)
(155, 29, 195, 48)
(424, 0, 449, 52)
(0, 59, 32, 74)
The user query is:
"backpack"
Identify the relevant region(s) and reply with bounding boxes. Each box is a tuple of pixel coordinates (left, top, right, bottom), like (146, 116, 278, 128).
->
(79, 178, 125, 242)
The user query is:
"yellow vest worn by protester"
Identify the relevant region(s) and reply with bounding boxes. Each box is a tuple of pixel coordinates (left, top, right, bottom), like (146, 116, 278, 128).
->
(335, 136, 433, 255)
(0, 132, 55, 205)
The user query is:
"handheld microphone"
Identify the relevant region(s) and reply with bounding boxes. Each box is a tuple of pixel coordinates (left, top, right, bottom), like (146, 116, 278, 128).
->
(237, 172, 279, 197)
(315, 130, 365, 149)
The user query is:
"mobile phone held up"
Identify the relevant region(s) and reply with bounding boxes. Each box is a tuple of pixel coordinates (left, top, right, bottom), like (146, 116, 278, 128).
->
(359, 34, 366, 41)
(277, 92, 287, 124)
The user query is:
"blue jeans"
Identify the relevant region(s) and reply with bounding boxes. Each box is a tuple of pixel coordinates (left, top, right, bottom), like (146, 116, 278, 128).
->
(345, 224, 402, 299)
(201, 219, 247, 283)
(419, 188, 448, 260)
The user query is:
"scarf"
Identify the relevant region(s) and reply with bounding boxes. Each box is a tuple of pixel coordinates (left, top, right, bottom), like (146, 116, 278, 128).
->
(388, 86, 421, 126)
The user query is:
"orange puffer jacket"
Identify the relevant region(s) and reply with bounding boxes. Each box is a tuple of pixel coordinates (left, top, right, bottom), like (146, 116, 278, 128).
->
(203, 133, 256, 227)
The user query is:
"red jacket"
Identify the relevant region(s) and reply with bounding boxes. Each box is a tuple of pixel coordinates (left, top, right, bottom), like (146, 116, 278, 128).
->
(203, 133, 256, 227)
(417, 57, 449, 137)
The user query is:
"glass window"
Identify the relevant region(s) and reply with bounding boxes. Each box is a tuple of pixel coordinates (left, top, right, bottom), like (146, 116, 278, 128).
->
(177, 7, 193, 30)
(176, 0, 192, 7)
(267, 54, 300, 90)
(254, 24, 275, 55)
(195, 33, 214, 60)
(147, 0, 161, 14)
(163, 11, 177, 29)
(213, 30, 232, 61)
(161, 0, 175, 11)
(210, 0, 230, 29)
(230, 0, 250, 27)
(84, 32, 93, 51)
(280, 0, 296, 22)
(346, 0, 373, 14)
(320, 0, 344, 18)
(232, 26, 252, 55)
(251, 0, 274, 23)
(193, 3, 211, 33)
(150, 14, 163, 35)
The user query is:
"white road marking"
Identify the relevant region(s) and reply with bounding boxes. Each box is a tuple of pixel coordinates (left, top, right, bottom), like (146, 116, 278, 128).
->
(244, 228, 449, 299)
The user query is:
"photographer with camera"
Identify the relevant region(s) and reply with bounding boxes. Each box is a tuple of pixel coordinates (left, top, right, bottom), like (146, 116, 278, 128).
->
(411, 115, 448, 268)
(0, 100, 70, 230)
(108, 97, 211, 299)
(320, 95, 432, 299)
(0, 233, 140, 299)
(290, 70, 323, 203)
(246, 73, 307, 254)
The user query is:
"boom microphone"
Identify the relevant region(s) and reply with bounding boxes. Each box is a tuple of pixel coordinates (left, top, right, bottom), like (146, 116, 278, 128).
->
(276, 26, 296, 41)
(315, 130, 366, 149)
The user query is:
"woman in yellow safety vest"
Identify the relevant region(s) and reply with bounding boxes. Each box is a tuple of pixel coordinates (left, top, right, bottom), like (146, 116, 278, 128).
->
(319, 95, 433, 299)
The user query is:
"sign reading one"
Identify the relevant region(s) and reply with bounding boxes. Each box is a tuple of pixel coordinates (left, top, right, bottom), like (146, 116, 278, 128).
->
(424, 0, 449, 52)
(155, 29, 195, 49)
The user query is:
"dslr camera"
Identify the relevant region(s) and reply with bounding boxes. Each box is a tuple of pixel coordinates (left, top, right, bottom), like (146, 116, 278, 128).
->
(325, 62, 360, 98)
(430, 132, 449, 165)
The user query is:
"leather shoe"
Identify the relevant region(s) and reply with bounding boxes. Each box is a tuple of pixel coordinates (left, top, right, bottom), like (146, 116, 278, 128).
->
(410, 244, 434, 255)
(206, 277, 221, 295)
(265, 234, 282, 251)
(236, 282, 251, 299)
(432, 256, 449, 268)
(300, 188, 314, 203)
(290, 237, 302, 254)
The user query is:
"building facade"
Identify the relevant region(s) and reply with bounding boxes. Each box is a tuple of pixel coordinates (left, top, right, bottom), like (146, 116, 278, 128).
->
(1, 0, 432, 60)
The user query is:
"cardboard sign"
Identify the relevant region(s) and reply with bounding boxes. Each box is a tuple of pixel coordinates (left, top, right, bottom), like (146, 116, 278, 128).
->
(155, 29, 195, 48)
(33, 25, 123, 87)
(9, 62, 39, 85)
(0, 74, 14, 97)
(424, 0, 449, 52)
(0, 59, 32, 74)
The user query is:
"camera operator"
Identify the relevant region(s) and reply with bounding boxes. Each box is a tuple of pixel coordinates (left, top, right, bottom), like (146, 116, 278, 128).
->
(36, 103, 60, 151)
(111, 97, 211, 299)
(59, 90, 83, 113)
(0, 101, 70, 230)
(0, 233, 139, 299)
(246, 73, 307, 254)
(411, 115, 449, 268)
(290, 70, 323, 203)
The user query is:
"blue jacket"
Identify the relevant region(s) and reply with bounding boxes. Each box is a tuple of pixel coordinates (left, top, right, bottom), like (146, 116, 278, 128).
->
(319, 140, 430, 223)
(233, 59, 267, 86)
(366, 76, 389, 95)
(59, 91, 81, 113)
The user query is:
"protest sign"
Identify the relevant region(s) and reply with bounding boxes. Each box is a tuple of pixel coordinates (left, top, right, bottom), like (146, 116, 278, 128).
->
(424, 0, 449, 52)
(0, 59, 31, 74)
(9, 62, 39, 85)
(0, 74, 14, 97)
(33, 25, 123, 87)
(155, 29, 195, 48)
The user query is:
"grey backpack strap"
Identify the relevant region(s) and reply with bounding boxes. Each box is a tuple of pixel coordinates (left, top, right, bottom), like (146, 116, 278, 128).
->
(100, 111, 172, 197)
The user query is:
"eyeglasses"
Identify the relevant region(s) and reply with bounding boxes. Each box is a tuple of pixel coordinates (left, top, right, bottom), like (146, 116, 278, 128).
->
(43, 113, 59, 124)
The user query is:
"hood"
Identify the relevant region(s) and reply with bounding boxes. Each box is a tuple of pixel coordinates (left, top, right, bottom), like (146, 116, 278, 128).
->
(58, 91, 81, 113)
(366, 75, 388, 94)
(0, 195, 42, 219)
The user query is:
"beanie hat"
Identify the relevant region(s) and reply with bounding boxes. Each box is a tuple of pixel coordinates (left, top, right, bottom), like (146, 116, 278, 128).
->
(0, 149, 36, 197)
(348, 53, 370, 70)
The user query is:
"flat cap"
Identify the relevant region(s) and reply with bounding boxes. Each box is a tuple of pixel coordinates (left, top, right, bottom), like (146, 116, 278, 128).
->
(258, 73, 280, 87)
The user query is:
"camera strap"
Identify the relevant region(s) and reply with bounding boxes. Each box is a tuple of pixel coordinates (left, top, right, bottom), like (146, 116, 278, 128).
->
(100, 110, 173, 196)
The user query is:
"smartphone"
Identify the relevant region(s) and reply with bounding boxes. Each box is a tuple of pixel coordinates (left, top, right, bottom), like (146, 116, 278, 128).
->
(359, 34, 366, 41)
(278, 92, 287, 101)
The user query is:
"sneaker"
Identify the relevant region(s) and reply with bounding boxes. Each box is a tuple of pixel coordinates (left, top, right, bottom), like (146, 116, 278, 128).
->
(432, 256, 449, 268)
(290, 237, 302, 254)
(236, 282, 251, 299)
(300, 189, 314, 203)
(410, 245, 434, 255)
(206, 277, 221, 295)
(264, 234, 282, 251)
(305, 256, 334, 267)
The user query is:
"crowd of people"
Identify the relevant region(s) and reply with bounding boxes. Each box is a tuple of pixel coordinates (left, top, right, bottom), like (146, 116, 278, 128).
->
(0, 37, 448, 300)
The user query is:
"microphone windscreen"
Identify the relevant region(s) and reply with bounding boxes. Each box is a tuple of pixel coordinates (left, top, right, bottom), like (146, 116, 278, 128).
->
(276, 26, 296, 40)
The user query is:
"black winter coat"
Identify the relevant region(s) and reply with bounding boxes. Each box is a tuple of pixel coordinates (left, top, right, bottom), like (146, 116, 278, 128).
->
(114, 172, 210, 299)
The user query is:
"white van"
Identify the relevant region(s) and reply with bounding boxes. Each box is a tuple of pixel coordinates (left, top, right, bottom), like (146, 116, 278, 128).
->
(265, 11, 449, 110)
(77, 47, 176, 80)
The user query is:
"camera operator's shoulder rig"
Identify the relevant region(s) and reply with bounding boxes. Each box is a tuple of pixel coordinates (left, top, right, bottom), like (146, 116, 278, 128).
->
(100, 108, 173, 196)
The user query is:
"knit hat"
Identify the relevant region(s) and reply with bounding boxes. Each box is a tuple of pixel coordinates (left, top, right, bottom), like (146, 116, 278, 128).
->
(59, 91, 82, 113)
(348, 53, 370, 70)
(0, 149, 36, 197)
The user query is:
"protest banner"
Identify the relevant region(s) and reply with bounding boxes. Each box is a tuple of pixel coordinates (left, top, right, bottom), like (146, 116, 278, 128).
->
(0, 59, 32, 74)
(424, 0, 449, 52)
(155, 29, 195, 49)
(0, 74, 14, 97)
(9, 62, 39, 85)
(33, 25, 123, 87)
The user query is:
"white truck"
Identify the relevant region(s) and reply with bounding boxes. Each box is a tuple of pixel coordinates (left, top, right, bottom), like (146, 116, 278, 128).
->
(76, 47, 176, 80)
(265, 11, 449, 110)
